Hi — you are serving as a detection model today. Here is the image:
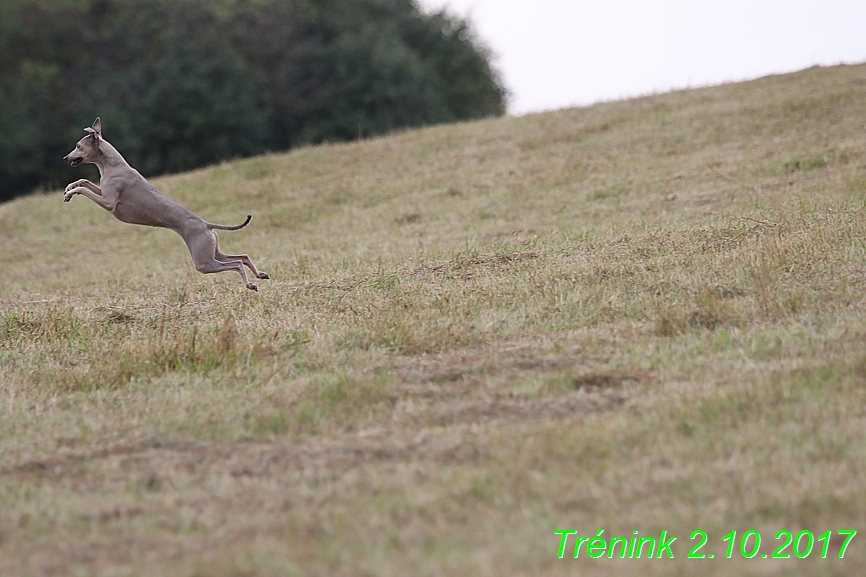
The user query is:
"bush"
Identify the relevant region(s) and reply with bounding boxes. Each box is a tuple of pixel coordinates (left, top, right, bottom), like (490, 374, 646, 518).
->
(0, 0, 507, 202)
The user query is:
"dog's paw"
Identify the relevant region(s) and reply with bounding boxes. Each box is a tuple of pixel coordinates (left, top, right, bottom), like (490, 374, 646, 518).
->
(257, 272, 270, 280)
(246, 283, 258, 291)
(63, 193, 74, 202)
(65, 180, 85, 193)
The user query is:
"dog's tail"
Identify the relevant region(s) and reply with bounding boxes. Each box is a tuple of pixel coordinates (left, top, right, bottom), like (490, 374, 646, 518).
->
(207, 214, 252, 231)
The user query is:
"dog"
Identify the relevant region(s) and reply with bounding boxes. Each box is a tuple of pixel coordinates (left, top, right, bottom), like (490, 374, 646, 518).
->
(63, 118, 269, 290)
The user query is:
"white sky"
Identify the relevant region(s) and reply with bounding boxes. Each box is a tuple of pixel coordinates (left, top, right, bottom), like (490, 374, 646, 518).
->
(418, 0, 866, 115)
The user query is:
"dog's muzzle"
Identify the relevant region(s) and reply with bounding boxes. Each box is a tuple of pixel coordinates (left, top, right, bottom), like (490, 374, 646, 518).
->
(64, 155, 83, 167)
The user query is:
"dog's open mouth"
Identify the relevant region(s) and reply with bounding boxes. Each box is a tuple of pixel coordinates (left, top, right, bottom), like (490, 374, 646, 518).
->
(69, 158, 83, 167)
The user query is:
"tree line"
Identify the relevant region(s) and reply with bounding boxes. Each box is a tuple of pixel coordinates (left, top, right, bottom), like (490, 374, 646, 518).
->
(0, 0, 507, 202)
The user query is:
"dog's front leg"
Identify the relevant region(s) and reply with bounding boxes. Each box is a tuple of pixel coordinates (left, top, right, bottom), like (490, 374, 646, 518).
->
(64, 185, 114, 211)
(65, 179, 102, 196)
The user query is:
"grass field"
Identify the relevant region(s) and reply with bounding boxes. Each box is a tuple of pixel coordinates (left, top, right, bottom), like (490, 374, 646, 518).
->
(2, 63, 866, 576)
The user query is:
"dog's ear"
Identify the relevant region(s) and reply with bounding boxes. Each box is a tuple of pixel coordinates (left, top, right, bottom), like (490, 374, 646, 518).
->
(84, 117, 102, 140)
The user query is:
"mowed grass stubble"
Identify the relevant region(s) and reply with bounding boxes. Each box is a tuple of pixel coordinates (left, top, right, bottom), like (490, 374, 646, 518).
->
(1, 64, 866, 576)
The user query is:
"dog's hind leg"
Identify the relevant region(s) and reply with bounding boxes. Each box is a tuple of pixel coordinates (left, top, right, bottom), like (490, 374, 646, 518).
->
(215, 246, 269, 280)
(196, 258, 258, 291)
(185, 229, 258, 290)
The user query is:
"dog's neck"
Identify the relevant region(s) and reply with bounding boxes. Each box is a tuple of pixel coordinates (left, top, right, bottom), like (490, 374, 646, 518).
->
(94, 139, 131, 177)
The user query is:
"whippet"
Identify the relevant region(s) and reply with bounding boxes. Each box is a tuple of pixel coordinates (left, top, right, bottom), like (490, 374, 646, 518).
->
(63, 118, 269, 290)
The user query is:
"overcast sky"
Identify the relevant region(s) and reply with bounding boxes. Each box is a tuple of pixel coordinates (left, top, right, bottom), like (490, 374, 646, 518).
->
(418, 0, 866, 115)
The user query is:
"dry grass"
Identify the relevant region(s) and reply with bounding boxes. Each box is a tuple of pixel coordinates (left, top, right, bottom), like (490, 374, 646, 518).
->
(2, 63, 866, 576)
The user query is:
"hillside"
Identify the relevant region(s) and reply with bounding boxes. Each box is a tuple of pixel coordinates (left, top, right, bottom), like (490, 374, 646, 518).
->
(2, 63, 866, 576)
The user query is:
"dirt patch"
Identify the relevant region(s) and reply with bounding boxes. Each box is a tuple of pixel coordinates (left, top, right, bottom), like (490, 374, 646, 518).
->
(569, 369, 653, 390)
(389, 339, 655, 431)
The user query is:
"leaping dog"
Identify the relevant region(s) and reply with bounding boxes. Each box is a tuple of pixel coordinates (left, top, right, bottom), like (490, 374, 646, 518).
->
(63, 118, 269, 290)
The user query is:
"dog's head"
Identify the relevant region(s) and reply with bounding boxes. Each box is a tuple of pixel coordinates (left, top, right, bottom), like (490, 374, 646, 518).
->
(63, 117, 103, 168)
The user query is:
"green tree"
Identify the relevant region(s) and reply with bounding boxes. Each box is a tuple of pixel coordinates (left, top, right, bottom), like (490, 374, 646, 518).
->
(0, 0, 508, 202)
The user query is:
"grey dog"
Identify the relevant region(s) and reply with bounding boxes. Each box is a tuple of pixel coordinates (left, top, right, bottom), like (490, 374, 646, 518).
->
(63, 118, 269, 290)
